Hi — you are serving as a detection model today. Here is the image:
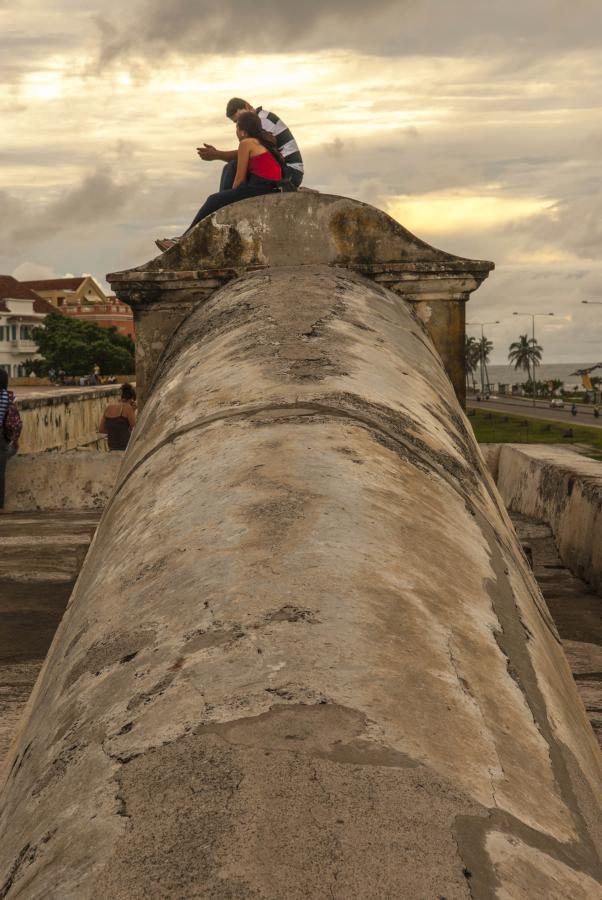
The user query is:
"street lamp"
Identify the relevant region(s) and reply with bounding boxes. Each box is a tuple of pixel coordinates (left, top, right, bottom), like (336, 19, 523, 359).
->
(512, 311, 554, 406)
(467, 320, 500, 396)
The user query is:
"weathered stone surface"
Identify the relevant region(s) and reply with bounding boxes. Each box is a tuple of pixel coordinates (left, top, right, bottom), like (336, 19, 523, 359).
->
(16, 386, 120, 453)
(0, 267, 600, 898)
(494, 444, 602, 595)
(510, 513, 602, 748)
(108, 193, 493, 404)
(3, 451, 123, 512)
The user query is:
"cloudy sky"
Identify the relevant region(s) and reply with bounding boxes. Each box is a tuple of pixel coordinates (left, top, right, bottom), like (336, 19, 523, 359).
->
(2, 0, 601, 362)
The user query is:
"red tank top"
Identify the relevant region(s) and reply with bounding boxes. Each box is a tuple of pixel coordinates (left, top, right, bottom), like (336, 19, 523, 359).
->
(248, 150, 281, 181)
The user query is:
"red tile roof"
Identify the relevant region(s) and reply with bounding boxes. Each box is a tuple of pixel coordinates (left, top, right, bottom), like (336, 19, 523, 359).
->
(33, 296, 61, 315)
(20, 277, 86, 292)
(0, 275, 45, 303)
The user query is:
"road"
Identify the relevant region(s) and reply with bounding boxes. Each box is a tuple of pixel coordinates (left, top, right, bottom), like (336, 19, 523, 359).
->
(467, 395, 602, 429)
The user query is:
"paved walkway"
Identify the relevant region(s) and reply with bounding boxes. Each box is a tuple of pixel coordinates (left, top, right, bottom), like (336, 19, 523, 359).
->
(511, 512, 601, 747)
(0, 511, 101, 761)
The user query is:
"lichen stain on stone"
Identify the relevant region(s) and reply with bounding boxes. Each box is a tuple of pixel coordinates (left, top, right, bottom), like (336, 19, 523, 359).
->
(329, 207, 391, 265)
(64, 629, 156, 689)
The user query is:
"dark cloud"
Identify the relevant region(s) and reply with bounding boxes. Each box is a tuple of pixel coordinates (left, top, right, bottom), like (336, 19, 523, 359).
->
(507, 188, 602, 261)
(2, 168, 142, 247)
(93, 0, 602, 65)
(94, 0, 401, 64)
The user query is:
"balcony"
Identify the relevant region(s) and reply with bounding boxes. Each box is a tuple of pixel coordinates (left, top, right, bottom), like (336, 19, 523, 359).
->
(10, 339, 37, 353)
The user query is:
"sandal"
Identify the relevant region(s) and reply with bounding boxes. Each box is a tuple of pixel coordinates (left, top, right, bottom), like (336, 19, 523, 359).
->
(155, 237, 180, 252)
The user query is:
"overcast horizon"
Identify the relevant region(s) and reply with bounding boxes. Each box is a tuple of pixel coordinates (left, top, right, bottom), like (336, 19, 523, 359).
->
(2, 0, 601, 364)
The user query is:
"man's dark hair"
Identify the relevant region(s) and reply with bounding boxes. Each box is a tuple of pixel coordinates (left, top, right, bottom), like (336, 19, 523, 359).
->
(226, 97, 249, 119)
(0, 369, 8, 390)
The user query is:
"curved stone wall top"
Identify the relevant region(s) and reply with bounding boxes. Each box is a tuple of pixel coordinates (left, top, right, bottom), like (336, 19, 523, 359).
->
(109, 192, 494, 282)
(107, 193, 494, 406)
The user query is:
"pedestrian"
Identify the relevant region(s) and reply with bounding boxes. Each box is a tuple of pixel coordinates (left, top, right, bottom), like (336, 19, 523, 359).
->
(199, 97, 304, 191)
(594, 405, 600, 419)
(0, 369, 22, 513)
(571, 403, 577, 417)
(156, 112, 290, 251)
(99, 382, 137, 451)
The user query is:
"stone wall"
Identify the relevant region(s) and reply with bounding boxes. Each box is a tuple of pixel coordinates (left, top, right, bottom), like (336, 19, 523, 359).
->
(3, 451, 122, 512)
(1, 266, 600, 899)
(490, 444, 602, 595)
(16, 386, 120, 453)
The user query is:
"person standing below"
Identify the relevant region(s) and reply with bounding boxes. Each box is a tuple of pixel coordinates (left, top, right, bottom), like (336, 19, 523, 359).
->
(0, 370, 19, 513)
(198, 98, 304, 190)
(99, 382, 137, 451)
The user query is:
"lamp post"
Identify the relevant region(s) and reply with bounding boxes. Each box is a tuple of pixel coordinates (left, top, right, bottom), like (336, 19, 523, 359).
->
(467, 320, 499, 396)
(581, 304, 602, 404)
(512, 311, 554, 406)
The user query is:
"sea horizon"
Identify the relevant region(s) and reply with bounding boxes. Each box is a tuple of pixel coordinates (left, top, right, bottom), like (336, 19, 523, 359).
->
(480, 362, 601, 388)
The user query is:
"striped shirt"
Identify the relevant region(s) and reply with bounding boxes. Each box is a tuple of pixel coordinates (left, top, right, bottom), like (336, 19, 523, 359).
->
(256, 107, 304, 174)
(0, 389, 9, 428)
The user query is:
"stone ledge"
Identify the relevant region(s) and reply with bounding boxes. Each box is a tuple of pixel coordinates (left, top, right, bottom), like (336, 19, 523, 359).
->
(108, 192, 493, 302)
(493, 444, 602, 594)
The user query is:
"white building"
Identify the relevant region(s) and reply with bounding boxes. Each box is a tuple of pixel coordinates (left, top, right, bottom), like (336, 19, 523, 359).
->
(0, 276, 56, 377)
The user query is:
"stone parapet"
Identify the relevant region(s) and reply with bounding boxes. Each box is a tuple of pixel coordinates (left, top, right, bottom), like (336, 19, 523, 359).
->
(14, 386, 119, 453)
(492, 444, 602, 595)
(108, 193, 493, 404)
(3, 451, 122, 512)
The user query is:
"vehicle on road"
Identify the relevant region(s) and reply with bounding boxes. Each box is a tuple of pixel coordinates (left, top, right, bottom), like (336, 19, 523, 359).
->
(549, 398, 565, 408)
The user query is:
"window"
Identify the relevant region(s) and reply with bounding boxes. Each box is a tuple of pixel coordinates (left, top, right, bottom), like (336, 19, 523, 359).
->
(0, 326, 4, 341)
(10, 325, 17, 341)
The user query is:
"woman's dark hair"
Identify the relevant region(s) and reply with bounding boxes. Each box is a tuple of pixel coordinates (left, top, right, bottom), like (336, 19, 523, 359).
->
(236, 111, 285, 170)
(0, 369, 8, 390)
(121, 382, 136, 401)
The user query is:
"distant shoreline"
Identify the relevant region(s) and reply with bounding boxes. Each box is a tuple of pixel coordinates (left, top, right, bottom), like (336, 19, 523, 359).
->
(479, 362, 598, 389)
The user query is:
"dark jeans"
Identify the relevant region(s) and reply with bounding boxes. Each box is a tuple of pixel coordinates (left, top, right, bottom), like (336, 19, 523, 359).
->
(0, 435, 15, 509)
(219, 159, 303, 191)
(186, 175, 282, 232)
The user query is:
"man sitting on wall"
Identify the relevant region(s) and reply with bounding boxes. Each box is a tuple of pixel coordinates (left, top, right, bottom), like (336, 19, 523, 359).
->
(197, 98, 304, 190)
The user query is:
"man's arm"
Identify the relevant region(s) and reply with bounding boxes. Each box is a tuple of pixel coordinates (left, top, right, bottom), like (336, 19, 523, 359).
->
(197, 144, 238, 162)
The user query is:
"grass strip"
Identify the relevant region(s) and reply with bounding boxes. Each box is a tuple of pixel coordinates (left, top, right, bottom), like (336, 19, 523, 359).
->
(468, 408, 602, 460)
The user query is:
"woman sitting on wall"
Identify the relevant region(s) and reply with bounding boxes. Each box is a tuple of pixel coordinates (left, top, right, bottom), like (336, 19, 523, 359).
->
(99, 382, 137, 451)
(156, 112, 289, 252)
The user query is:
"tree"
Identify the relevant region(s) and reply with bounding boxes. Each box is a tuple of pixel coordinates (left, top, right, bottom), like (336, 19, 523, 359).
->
(25, 313, 135, 377)
(465, 336, 480, 390)
(508, 334, 542, 395)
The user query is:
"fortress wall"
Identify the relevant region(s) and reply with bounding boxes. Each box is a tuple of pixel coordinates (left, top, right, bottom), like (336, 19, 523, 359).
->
(15, 387, 119, 454)
(0, 266, 600, 899)
(495, 444, 602, 595)
(3, 451, 122, 512)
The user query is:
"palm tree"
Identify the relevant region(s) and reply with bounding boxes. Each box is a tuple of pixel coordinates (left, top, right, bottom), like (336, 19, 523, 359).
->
(508, 334, 543, 394)
(478, 336, 494, 393)
(465, 335, 480, 391)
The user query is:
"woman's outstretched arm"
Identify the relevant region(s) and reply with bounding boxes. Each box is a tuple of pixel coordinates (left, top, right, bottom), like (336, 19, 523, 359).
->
(232, 139, 252, 189)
